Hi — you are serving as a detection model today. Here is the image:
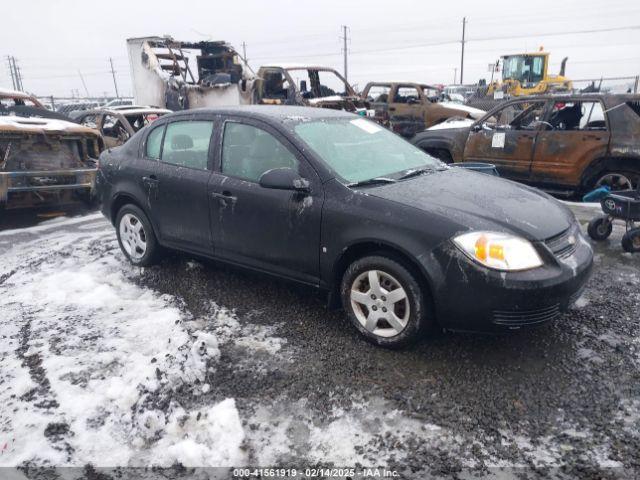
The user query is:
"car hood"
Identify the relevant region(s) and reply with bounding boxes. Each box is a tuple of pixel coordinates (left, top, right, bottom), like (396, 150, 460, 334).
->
(363, 168, 572, 241)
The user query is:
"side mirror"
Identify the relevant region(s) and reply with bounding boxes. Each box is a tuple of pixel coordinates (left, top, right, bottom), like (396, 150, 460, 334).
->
(471, 123, 483, 132)
(259, 168, 310, 192)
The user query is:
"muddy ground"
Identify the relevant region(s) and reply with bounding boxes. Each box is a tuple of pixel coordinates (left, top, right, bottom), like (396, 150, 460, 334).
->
(0, 203, 638, 479)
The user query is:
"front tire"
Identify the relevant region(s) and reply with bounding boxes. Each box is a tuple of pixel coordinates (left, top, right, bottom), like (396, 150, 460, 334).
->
(340, 255, 431, 348)
(115, 204, 160, 266)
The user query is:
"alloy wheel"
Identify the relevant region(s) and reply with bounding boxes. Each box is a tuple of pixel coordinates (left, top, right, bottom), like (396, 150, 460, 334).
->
(350, 269, 410, 338)
(119, 213, 147, 260)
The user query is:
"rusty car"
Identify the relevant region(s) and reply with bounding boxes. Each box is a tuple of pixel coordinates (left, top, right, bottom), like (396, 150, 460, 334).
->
(0, 88, 104, 209)
(411, 93, 640, 196)
(255, 64, 370, 114)
(74, 106, 170, 148)
(362, 82, 484, 137)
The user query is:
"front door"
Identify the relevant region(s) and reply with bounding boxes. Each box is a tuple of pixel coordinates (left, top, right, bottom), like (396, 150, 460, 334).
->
(463, 100, 546, 181)
(149, 118, 215, 253)
(208, 119, 323, 284)
(531, 100, 610, 188)
(388, 85, 425, 137)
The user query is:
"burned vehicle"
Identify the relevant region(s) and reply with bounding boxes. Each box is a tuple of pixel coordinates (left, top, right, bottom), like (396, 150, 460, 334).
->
(127, 36, 369, 114)
(127, 36, 256, 111)
(412, 94, 640, 195)
(362, 82, 484, 137)
(75, 106, 170, 148)
(0, 92, 104, 209)
(255, 65, 370, 114)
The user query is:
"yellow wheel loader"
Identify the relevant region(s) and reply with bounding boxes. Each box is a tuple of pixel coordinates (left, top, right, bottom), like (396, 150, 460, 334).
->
(487, 50, 572, 97)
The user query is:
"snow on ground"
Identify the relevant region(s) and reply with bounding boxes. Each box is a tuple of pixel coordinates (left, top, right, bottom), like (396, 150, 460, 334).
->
(0, 218, 244, 467)
(1, 211, 638, 474)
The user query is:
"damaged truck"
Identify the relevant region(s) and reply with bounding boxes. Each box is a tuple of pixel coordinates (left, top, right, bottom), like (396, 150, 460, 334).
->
(127, 36, 370, 114)
(0, 88, 104, 210)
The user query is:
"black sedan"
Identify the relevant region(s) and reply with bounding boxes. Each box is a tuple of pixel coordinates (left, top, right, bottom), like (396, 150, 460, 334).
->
(96, 106, 593, 348)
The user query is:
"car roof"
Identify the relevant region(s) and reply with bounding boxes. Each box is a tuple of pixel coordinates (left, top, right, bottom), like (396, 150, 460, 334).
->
(79, 107, 171, 116)
(169, 105, 357, 122)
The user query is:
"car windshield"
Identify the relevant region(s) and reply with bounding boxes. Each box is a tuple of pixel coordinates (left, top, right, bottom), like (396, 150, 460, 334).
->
(293, 118, 441, 184)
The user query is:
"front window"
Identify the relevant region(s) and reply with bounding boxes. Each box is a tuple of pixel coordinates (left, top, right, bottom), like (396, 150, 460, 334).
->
(393, 86, 421, 104)
(287, 69, 349, 99)
(502, 55, 545, 85)
(221, 122, 298, 182)
(483, 101, 546, 130)
(293, 118, 441, 184)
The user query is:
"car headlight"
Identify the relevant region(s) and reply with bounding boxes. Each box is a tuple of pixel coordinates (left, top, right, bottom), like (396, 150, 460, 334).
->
(453, 231, 543, 271)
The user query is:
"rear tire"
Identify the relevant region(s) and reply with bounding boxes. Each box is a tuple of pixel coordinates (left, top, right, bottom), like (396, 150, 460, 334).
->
(340, 255, 431, 349)
(621, 228, 640, 253)
(587, 216, 613, 241)
(115, 204, 161, 266)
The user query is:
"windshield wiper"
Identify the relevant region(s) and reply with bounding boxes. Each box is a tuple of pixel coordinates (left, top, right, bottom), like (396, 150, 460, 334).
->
(397, 166, 441, 180)
(347, 177, 396, 188)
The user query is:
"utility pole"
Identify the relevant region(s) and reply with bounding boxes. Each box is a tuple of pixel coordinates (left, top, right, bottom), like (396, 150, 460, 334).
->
(14, 58, 23, 91)
(340, 25, 349, 83)
(78, 70, 90, 97)
(241, 41, 248, 66)
(460, 17, 466, 85)
(454, 68, 457, 84)
(109, 57, 120, 98)
(6, 56, 16, 90)
(7, 56, 22, 91)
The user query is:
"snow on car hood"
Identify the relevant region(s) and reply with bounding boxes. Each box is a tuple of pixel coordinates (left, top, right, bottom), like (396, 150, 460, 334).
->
(439, 102, 486, 119)
(0, 115, 94, 134)
(428, 118, 475, 130)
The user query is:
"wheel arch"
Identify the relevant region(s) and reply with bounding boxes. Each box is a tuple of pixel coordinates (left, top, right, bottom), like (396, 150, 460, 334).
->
(580, 156, 640, 190)
(328, 240, 436, 312)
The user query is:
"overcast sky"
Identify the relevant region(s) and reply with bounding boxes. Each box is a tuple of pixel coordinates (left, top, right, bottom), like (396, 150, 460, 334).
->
(1, 0, 639, 98)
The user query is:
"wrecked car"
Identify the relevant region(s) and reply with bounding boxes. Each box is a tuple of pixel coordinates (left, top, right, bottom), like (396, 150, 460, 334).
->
(127, 36, 256, 111)
(127, 36, 369, 114)
(412, 94, 640, 195)
(0, 88, 104, 209)
(362, 82, 484, 137)
(96, 106, 592, 348)
(255, 65, 370, 114)
(75, 106, 170, 148)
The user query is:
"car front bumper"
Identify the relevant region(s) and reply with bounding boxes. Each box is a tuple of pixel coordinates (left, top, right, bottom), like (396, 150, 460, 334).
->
(430, 224, 594, 332)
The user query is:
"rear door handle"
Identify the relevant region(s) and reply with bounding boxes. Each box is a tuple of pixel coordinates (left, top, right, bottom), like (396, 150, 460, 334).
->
(142, 175, 159, 187)
(211, 190, 237, 204)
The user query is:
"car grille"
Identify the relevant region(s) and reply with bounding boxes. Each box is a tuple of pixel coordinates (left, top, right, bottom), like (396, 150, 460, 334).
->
(493, 304, 561, 327)
(545, 226, 578, 259)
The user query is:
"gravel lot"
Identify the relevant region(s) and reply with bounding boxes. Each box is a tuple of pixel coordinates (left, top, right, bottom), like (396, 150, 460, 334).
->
(0, 203, 638, 479)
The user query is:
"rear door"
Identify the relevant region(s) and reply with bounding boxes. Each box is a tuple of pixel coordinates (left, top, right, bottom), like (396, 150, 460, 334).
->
(463, 100, 546, 181)
(531, 100, 610, 188)
(208, 117, 323, 284)
(149, 116, 215, 253)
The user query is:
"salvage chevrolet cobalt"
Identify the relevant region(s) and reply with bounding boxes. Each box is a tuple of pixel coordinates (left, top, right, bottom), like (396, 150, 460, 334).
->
(96, 106, 593, 348)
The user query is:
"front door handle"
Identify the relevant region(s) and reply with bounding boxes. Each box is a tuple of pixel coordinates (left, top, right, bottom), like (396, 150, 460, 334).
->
(211, 191, 237, 205)
(142, 175, 159, 187)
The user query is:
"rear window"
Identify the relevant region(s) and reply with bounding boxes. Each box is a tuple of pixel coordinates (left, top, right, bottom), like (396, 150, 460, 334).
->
(146, 125, 164, 159)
